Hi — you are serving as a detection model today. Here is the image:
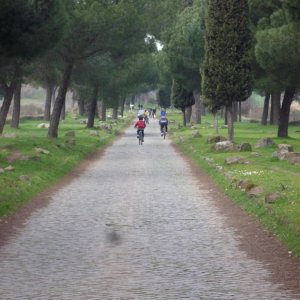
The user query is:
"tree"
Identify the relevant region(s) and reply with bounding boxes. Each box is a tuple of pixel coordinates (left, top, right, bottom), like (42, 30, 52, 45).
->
(0, 0, 66, 133)
(202, 0, 252, 142)
(255, 1, 300, 137)
(48, 1, 147, 138)
(165, 1, 205, 124)
(172, 79, 195, 126)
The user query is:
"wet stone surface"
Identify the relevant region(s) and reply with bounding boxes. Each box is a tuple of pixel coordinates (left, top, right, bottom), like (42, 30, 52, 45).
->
(0, 121, 299, 299)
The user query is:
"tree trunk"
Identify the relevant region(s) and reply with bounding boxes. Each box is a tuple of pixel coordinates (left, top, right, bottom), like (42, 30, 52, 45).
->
(10, 80, 22, 128)
(112, 106, 118, 120)
(213, 111, 219, 134)
(78, 99, 85, 116)
(270, 92, 281, 125)
(44, 82, 54, 121)
(60, 101, 65, 121)
(232, 101, 238, 122)
(0, 64, 21, 134)
(120, 97, 126, 117)
(48, 63, 73, 139)
(238, 102, 242, 122)
(99, 101, 106, 121)
(224, 106, 228, 125)
(186, 106, 192, 123)
(87, 86, 98, 128)
(182, 107, 186, 126)
(192, 91, 201, 124)
(261, 92, 270, 125)
(226, 103, 234, 142)
(277, 87, 296, 137)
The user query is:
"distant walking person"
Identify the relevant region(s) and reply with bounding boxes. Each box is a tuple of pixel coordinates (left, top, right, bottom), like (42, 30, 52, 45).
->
(152, 108, 156, 119)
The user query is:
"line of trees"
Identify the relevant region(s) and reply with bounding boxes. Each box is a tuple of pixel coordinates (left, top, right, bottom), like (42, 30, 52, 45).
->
(0, 0, 179, 138)
(155, 0, 300, 141)
(1, 1, 299, 141)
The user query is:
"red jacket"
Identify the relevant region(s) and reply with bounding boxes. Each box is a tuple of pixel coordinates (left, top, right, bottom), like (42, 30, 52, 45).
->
(134, 120, 146, 129)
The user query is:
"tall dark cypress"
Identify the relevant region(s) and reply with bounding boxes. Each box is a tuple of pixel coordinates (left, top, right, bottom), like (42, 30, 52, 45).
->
(202, 0, 252, 141)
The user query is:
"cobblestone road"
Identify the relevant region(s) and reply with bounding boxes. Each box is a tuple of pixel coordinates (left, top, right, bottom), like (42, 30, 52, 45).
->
(0, 120, 298, 299)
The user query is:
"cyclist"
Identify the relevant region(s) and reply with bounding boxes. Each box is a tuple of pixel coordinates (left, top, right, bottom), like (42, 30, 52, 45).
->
(159, 115, 168, 136)
(134, 115, 146, 141)
(144, 109, 149, 124)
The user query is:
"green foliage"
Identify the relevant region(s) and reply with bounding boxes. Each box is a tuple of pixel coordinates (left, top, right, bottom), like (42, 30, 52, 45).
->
(202, 0, 252, 111)
(172, 79, 195, 111)
(255, 9, 300, 87)
(0, 0, 67, 61)
(166, 2, 205, 92)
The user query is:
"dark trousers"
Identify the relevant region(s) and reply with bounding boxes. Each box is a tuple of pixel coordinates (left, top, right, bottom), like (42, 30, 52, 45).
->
(160, 124, 168, 132)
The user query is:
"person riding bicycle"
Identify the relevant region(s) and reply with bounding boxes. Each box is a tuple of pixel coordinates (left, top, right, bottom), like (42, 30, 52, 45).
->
(144, 109, 149, 124)
(134, 115, 146, 141)
(159, 115, 168, 136)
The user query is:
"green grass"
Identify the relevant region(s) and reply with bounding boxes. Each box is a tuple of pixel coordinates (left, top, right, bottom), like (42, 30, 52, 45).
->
(168, 109, 300, 256)
(0, 113, 133, 217)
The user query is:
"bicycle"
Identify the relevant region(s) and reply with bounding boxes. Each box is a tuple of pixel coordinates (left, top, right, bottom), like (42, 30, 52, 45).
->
(138, 129, 144, 145)
(162, 126, 167, 140)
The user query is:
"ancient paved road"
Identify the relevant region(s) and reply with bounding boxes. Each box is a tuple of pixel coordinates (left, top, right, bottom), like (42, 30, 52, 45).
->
(0, 120, 299, 299)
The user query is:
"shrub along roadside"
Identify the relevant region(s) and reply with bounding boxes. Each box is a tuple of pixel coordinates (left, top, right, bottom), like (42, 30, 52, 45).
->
(0, 114, 132, 218)
(168, 110, 300, 257)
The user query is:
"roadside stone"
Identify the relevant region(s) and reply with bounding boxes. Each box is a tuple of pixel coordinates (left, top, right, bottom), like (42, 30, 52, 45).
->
(4, 165, 15, 171)
(19, 175, 31, 182)
(37, 123, 49, 129)
(6, 151, 29, 163)
(277, 144, 293, 152)
(236, 143, 252, 152)
(213, 141, 234, 152)
(35, 147, 50, 155)
(0, 168, 5, 174)
(65, 131, 75, 137)
(191, 130, 202, 138)
(273, 144, 294, 160)
(237, 180, 256, 191)
(2, 133, 17, 138)
(225, 156, 247, 165)
(247, 186, 264, 198)
(265, 192, 282, 204)
(251, 152, 262, 157)
(288, 155, 300, 165)
(66, 138, 76, 145)
(207, 136, 227, 144)
(255, 137, 275, 148)
(89, 130, 99, 136)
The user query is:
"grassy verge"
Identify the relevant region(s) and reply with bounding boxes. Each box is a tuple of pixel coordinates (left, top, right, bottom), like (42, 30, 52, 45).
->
(0, 113, 133, 218)
(168, 109, 300, 256)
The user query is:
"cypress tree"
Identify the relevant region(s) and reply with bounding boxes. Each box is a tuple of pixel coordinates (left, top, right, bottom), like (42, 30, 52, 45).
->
(202, 0, 252, 142)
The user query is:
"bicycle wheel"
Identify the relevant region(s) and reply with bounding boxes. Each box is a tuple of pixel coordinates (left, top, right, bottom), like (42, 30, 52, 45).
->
(163, 128, 166, 139)
(139, 131, 143, 145)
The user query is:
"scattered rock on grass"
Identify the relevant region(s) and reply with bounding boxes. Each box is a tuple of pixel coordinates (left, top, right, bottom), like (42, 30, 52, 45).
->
(265, 192, 282, 203)
(247, 186, 264, 198)
(255, 137, 275, 148)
